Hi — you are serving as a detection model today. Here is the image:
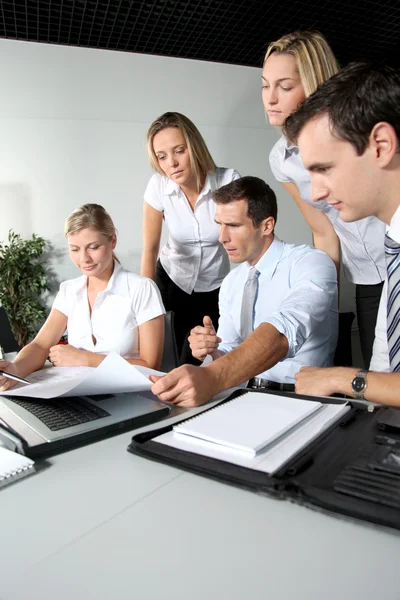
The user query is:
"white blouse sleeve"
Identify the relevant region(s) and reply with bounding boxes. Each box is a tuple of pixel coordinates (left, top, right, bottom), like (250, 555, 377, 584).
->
(143, 174, 164, 212)
(51, 281, 70, 317)
(269, 146, 291, 183)
(132, 278, 166, 326)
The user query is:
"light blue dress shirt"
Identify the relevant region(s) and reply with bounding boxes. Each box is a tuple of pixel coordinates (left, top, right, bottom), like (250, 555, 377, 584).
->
(217, 237, 338, 384)
(269, 136, 386, 285)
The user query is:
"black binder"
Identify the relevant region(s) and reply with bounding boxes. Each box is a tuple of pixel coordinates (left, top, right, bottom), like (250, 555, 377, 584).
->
(128, 389, 400, 533)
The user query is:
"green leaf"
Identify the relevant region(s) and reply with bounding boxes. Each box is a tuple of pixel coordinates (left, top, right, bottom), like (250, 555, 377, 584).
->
(0, 230, 50, 346)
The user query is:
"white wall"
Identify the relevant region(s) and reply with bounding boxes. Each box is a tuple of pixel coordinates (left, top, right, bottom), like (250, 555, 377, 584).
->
(0, 39, 355, 312)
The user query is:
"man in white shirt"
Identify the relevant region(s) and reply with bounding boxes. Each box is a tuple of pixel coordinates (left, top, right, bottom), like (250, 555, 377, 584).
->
(282, 62, 400, 406)
(150, 176, 338, 406)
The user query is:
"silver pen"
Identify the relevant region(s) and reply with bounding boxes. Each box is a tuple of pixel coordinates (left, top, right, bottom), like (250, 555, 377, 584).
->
(0, 369, 31, 385)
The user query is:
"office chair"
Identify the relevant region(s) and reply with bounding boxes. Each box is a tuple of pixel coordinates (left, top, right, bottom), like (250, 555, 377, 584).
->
(0, 306, 20, 353)
(160, 311, 179, 373)
(333, 311, 355, 367)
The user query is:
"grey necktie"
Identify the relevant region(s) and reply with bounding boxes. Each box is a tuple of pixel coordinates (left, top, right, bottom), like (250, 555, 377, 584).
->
(240, 267, 260, 341)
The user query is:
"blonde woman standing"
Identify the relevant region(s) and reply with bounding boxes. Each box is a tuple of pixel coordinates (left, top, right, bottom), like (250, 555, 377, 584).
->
(141, 112, 240, 364)
(0, 204, 165, 391)
(263, 31, 385, 367)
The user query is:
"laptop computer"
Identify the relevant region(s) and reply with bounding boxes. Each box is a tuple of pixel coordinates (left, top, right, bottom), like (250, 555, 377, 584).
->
(0, 391, 171, 458)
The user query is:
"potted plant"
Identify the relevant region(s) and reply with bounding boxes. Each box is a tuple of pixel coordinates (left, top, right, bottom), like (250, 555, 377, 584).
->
(0, 230, 48, 348)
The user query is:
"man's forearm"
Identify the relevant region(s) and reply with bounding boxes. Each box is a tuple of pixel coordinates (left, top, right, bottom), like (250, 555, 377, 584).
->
(204, 322, 288, 393)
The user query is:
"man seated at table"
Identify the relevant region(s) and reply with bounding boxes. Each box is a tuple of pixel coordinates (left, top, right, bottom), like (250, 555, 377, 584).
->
(282, 62, 400, 405)
(150, 176, 338, 406)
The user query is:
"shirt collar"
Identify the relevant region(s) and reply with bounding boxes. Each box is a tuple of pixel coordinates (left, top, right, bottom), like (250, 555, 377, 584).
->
(388, 205, 400, 244)
(76, 261, 130, 298)
(280, 136, 299, 161)
(252, 236, 285, 280)
(199, 172, 214, 197)
(165, 177, 181, 196)
(164, 171, 215, 198)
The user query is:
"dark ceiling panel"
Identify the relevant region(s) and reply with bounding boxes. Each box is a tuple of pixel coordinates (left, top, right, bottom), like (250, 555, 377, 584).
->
(0, 0, 399, 68)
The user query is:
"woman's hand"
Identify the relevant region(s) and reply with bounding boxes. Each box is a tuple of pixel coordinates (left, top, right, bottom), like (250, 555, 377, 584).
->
(0, 360, 20, 391)
(48, 344, 90, 367)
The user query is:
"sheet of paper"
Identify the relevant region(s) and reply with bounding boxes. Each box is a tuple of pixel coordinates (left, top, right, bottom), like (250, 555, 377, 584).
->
(0, 353, 165, 399)
(156, 402, 350, 475)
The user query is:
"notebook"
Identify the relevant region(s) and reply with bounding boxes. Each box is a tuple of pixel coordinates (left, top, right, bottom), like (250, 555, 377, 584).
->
(0, 446, 35, 489)
(173, 391, 322, 456)
(158, 401, 350, 475)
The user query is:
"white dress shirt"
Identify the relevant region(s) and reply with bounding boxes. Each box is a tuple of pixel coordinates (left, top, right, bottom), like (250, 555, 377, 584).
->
(269, 136, 386, 285)
(370, 206, 400, 372)
(144, 167, 240, 294)
(52, 262, 165, 359)
(217, 236, 338, 383)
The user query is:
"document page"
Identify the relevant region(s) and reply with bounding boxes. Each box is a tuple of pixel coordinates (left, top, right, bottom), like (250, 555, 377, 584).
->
(0, 353, 165, 399)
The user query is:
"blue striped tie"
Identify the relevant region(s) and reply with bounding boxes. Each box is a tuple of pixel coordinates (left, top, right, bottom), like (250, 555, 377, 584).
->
(385, 233, 400, 372)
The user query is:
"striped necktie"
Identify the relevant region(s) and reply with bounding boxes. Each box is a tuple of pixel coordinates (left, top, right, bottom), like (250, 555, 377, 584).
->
(385, 233, 400, 372)
(240, 267, 260, 341)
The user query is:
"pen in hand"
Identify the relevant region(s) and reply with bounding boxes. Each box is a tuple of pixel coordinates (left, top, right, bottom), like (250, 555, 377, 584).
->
(0, 369, 31, 386)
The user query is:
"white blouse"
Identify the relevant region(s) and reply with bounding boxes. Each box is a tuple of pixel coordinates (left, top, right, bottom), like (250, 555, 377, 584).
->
(144, 167, 240, 294)
(52, 262, 165, 358)
(269, 136, 386, 285)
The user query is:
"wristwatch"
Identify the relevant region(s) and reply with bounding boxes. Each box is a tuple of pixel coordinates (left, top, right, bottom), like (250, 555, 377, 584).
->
(351, 369, 368, 400)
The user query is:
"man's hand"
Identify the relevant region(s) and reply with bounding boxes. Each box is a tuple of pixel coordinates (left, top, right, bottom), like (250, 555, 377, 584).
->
(0, 360, 19, 391)
(49, 344, 89, 367)
(188, 315, 221, 361)
(150, 364, 219, 407)
(295, 366, 351, 397)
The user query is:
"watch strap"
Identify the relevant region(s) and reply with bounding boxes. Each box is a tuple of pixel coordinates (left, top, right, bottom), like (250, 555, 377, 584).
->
(352, 369, 368, 400)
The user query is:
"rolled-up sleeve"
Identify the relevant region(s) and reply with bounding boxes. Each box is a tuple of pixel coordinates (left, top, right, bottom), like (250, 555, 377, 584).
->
(265, 250, 338, 359)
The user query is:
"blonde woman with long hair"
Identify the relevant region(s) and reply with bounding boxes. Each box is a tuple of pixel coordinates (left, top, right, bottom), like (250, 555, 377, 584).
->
(263, 31, 385, 367)
(141, 112, 240, 365)
(0, 204, 165, 391)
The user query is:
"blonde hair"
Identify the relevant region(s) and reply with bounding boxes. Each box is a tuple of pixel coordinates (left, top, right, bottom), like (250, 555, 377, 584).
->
(264, 31, 339, 97)
(146, 112, 216, 193)
(65, 203, 120, 264)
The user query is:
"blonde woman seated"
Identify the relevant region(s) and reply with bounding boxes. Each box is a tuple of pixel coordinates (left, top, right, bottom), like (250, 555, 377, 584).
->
(0, 204, 165, 391)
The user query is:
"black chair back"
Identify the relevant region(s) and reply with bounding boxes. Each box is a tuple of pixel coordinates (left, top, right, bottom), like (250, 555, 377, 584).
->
(160, 311, 179, 372)
(334, 311, 355, 367)
(0, 307, 20, 353)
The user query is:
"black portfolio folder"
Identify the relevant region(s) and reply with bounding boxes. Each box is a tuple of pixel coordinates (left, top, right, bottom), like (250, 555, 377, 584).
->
(128, 389, 400, 533)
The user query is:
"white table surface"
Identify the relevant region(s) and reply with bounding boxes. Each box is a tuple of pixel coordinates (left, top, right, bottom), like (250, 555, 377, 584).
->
(1, 406, 400, 600)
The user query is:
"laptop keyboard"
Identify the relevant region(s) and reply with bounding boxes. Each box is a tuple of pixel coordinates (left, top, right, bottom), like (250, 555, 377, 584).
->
(10, 397, 111, 431)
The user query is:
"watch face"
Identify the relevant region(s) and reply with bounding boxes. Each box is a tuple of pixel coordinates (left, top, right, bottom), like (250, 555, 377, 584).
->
(353, 377, 366, 393)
